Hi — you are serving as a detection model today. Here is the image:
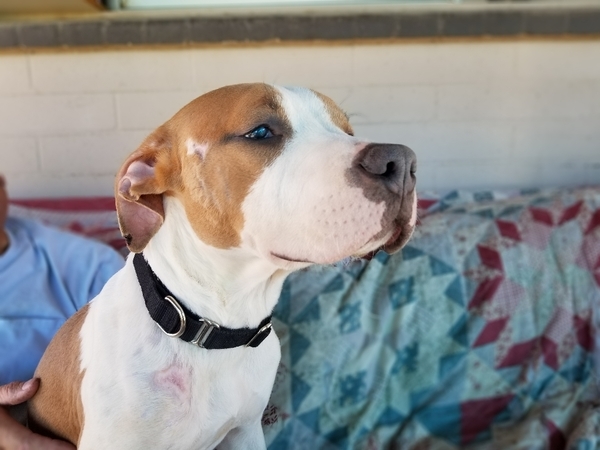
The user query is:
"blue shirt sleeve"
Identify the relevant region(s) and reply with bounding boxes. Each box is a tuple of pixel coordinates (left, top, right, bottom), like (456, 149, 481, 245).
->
(0, 217, 125, 384)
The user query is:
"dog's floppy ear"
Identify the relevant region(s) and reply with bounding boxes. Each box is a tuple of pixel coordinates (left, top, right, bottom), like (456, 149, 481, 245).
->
(115, 128, 173, 253)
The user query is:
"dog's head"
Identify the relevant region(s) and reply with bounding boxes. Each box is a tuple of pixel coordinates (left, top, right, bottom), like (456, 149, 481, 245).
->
(116, 83, 417, 268)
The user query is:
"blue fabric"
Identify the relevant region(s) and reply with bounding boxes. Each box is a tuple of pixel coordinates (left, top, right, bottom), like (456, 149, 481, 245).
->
(263, 187, 600, 449)
(0, 217, 124, 384)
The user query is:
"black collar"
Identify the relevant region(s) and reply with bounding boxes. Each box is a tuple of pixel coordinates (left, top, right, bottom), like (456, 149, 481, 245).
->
(133, 253, 272, 349)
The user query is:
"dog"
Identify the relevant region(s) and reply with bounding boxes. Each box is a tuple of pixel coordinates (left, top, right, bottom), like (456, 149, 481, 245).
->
(28, 83, 417, 449)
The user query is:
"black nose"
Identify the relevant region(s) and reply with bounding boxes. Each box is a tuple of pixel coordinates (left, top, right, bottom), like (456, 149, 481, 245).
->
(354, 144, 417, 194)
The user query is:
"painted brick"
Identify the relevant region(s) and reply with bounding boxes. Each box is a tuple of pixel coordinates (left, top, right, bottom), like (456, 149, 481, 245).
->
(441, 12, 485, 37)
(117, 91, 198, 130)
(146, 19, 190, 45)
(193, 46, 354, 91)
(60, 21, 104, 47)
(423, 158, 600, 192)
(352, 15, 398, 39)
(513, 119, 600, 159)
(0, 25, 18, 48)
(523, 11, 567, 35)
(1, 40, 598, 198)
(190, 17, 281, 43)
(0, 55, 32, 94)
(438, 80, 600, 120)
(309, 87, 353, 106)
(420, 122, 514, 162)
(420, 160, 541, 192)
(516, 41, 600, 80)
(353, 41, 516, 86)
(483, 10, 524, 36)
(340, 86, 435, 124)
(105, 20, 144, 46)
(438, 83, 516, 120)
(0, 137, 38, 173)
(7, 173, 116, 199)
(569, 10, 600, 35)
(19, 23, 59, 47)
(39, 131, 149, 175)
(396, 13, 440, 38)
(0, 94, 115, 135)
(352, 123, 425, 153)
(30, 50, 194, 93)
(536, 159, 597, 188)
(355, 121, 514, 163)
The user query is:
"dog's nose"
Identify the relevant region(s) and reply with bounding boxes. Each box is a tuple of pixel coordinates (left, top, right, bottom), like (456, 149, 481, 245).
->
(355, 144, 416, 195)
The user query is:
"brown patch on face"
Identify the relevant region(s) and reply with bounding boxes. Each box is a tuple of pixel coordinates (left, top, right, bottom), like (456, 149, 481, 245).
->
(28, 304, 90, 445)
(312, 91, 354, 136)
(149, 83, 291, 249)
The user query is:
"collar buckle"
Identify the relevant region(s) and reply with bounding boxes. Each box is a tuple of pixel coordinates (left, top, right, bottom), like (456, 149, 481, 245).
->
(191, 318, 220, 348)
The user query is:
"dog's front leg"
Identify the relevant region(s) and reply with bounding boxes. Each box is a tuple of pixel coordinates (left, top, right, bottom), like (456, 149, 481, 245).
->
(216, 421, 266, 450)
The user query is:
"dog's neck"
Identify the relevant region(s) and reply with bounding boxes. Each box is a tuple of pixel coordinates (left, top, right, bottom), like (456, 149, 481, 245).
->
(142, 197, 291, 329)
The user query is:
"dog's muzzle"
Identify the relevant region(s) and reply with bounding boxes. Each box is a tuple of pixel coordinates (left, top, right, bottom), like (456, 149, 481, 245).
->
(354, 143, 417, 196)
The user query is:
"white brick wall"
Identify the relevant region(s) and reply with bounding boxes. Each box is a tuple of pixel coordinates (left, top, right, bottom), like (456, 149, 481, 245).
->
(0, 39, 599, 198)
(0, 56, 32, 95)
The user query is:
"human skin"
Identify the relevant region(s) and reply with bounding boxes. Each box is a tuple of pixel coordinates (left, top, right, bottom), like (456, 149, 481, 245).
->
(0, 379, 75, 449)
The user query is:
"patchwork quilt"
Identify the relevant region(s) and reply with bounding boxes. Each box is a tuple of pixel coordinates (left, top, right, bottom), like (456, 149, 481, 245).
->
(263, 187, 600, 449)
(10, 186, 600, 449)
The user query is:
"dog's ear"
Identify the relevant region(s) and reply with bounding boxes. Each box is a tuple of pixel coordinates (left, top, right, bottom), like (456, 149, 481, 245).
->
(115, 128, 173, 253)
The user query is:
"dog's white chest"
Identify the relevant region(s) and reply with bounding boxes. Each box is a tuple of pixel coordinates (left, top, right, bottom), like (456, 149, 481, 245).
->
(77, 265, 280, 450)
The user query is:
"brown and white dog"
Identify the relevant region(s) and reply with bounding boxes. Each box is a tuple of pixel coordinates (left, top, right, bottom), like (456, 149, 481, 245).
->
(28, 83, 417, 449)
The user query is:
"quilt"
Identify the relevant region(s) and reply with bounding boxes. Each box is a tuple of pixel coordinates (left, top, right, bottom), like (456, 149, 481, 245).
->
(263, 187, 600, 449)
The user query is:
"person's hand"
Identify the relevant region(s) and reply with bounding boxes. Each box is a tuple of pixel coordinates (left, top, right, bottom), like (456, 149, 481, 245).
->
(0, 379, 76, 449)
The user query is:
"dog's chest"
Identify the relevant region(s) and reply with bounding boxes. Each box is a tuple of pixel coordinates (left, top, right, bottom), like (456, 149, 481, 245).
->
(135, 348, 274, 447)
(78, 266, 280, 449)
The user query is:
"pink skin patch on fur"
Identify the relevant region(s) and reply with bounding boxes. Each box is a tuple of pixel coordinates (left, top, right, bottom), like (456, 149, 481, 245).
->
(148, 361, 194, 426)
(152, 362, 192, 400)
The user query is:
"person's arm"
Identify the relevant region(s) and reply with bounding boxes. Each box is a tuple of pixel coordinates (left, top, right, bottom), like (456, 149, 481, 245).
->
(0, 379, 75, 450)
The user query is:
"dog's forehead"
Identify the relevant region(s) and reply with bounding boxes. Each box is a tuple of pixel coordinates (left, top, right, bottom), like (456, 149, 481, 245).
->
(173, 83, 283, 140)
(274, 86, 352, 135)
(173, 83, 351, 140)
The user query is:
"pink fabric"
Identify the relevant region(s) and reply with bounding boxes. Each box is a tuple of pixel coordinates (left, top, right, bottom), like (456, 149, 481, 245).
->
(8, 197, 126, 254)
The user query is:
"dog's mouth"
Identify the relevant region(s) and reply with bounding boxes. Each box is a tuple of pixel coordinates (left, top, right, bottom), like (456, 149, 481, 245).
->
(271, 221, 414, 265)
(360, 222, 414, 261)
(270, 199, 416, 266)
(383, 221, 414, 252)
(271, 252, 313, 264)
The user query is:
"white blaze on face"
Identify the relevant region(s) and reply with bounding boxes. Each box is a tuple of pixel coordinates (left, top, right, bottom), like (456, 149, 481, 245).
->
(186, 139, 209, 159)
(240, 86, 387, 265)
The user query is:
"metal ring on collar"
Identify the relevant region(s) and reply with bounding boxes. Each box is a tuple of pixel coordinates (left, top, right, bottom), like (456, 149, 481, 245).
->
(245, 322, 273, 348)
(160, 295, 187, 338)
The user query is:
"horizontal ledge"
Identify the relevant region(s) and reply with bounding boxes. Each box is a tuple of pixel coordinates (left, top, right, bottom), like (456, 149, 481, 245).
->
(1, 5, 600, 50)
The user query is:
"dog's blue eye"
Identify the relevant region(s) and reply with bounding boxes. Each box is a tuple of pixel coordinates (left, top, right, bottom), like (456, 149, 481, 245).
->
(244, 125, 274, 140)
